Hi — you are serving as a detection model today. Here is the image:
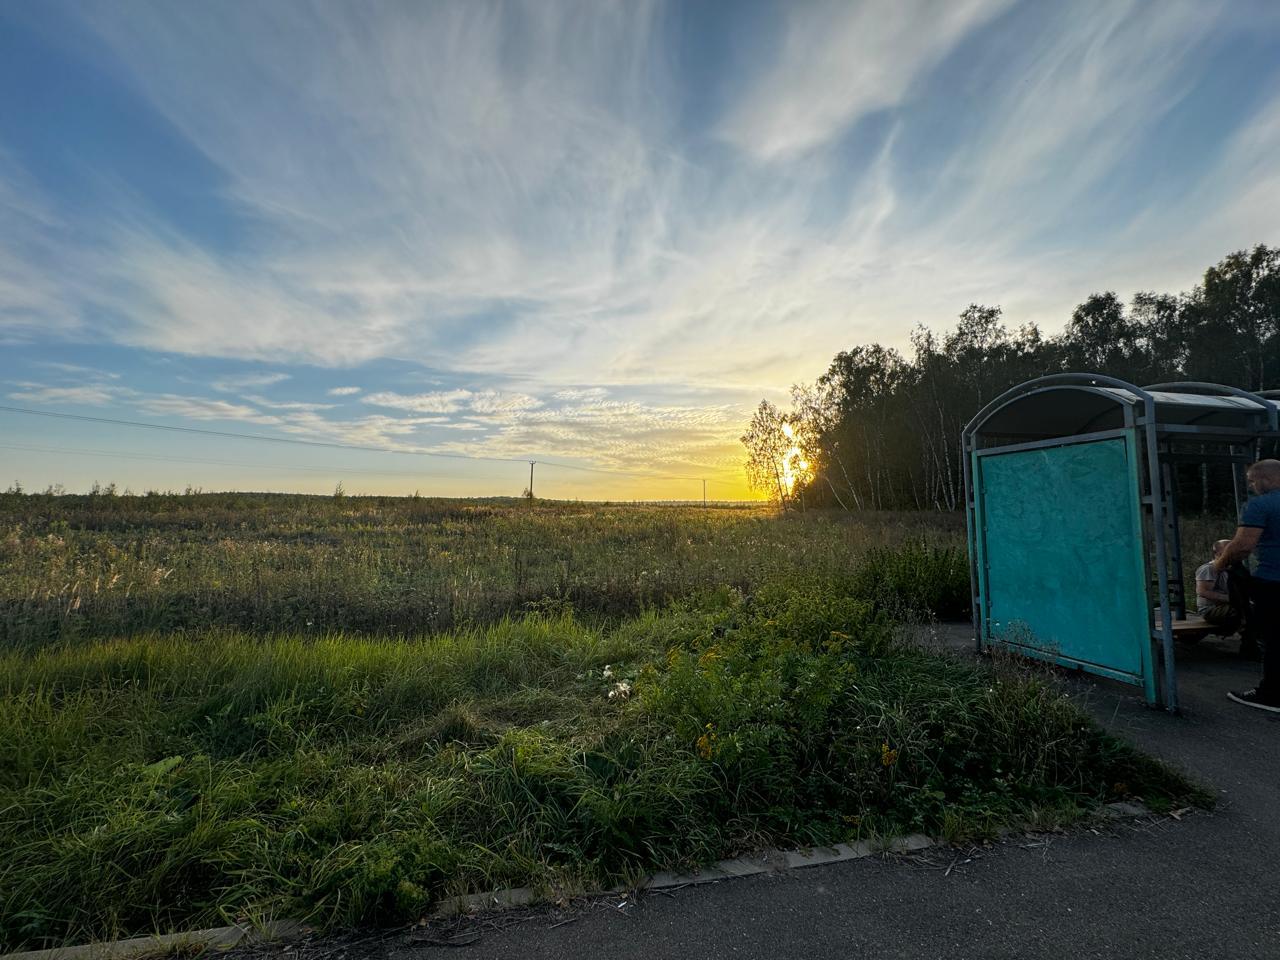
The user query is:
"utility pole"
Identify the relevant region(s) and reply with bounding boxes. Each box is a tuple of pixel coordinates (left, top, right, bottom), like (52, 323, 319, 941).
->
(528, 461, 536, 499)
(702, 479, 707, 508)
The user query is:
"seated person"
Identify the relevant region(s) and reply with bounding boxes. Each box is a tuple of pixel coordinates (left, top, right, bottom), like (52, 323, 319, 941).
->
(1196, 539, 1246, 634)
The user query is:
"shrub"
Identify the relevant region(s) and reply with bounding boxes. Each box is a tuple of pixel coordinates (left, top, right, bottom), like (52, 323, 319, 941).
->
(849, 540, 971, 620)
(638, 586, 1201, 842)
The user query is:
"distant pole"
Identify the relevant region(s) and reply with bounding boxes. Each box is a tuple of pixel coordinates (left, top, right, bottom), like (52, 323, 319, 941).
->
(702, 479, 707, 508)
(529, 460, 535, 498)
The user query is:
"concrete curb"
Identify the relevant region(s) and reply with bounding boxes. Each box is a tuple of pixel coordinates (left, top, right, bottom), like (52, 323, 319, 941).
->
(0, 922, 305, 960)
(429, 833, 936, 918)
(428, 803, 1159, 919)
(4, 805, 1158, 956)
(643, 833, 935, 890)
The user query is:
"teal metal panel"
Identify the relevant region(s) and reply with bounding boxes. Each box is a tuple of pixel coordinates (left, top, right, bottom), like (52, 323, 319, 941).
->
(974, 435, 1153, 697)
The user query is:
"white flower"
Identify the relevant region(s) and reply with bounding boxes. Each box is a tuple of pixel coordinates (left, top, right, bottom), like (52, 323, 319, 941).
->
(602, 665, 614, 679)
(608, 681, 632, 700)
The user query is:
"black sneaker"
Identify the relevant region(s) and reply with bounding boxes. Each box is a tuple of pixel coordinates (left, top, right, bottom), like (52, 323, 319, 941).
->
(1227, 688, 1280, 713)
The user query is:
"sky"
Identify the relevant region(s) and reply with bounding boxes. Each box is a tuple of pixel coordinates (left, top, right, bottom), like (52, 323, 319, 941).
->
(2, 0, 1279, 499)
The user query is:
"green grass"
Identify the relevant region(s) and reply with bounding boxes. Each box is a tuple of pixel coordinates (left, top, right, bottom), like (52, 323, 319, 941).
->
(0, 491, 961, 648)
(0, 578, 1204, 950)
(0, 493, 1209, 950)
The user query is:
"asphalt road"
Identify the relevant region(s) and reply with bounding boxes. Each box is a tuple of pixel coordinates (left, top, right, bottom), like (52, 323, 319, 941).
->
(249, 628, 1280, 960)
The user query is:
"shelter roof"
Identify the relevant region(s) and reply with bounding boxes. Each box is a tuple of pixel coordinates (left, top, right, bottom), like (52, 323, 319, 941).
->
(965, 374, 1279, 445)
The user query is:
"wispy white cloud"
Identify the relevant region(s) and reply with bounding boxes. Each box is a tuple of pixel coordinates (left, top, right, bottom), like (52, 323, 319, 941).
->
(553, 387, 609, 402)
(466, 391, 543, 416)
(719, 0, 1014, 161)
(92, 226, 410, 365)
(7, 370, 749, 477)
(363, 390, 475, 414)
(8, 382, 126, 407)
(210, 372, 291, 393)
(20, 0, 1253, 383)
(133, 394, 282, 425)
(1, 0, 1275, 490)
(919, 0, 1226, 242)
(363, 387, 545, 419)
(31, 361, 121, 379)
(1186, 85, 1280, 254)
(0, 150, 81, 338)
(420, 388, 747, 475)
(240, 394, 336, 412)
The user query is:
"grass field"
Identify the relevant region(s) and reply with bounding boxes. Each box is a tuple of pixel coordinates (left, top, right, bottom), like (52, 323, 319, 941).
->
(0, 492, 965, 648)
(0, 492, 1205, 950)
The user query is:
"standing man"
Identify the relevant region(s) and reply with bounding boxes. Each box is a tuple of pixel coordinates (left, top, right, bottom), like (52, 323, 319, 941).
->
(1216, 459, 1280, 712)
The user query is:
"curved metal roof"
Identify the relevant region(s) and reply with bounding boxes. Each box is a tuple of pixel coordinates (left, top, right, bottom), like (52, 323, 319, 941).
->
(964, 374, 1279, 443)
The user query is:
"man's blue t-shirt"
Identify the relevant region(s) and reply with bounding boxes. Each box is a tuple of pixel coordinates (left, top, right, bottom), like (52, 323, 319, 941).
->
(1242, 489, 1280, 581)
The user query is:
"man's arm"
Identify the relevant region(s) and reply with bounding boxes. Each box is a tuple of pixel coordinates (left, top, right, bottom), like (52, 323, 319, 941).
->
(1196, 577, 1230, 604)
(1214, 526, 1263, 570)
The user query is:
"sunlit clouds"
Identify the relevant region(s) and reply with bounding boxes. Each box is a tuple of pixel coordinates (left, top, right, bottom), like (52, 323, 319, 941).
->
(1, 0, 1279, 495)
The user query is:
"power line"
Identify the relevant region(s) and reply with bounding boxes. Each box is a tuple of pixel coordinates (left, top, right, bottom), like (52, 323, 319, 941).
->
(0, 404, 526, 464)
(0, 404, 731, 488)
(531, 457, 706, 482)
(0, 442, 509, 482)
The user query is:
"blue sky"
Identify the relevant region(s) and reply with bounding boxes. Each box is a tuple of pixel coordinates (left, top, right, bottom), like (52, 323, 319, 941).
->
(2, 0, 1279, 498)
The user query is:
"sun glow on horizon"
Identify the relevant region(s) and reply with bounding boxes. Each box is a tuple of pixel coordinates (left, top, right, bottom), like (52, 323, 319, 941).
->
(779, 422, 811, 496)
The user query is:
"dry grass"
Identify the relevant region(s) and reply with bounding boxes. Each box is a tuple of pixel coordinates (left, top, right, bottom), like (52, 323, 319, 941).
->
(0, 491, 961, 647)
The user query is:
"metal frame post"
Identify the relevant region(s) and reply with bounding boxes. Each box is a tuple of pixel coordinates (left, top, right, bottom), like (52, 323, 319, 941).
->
(962, 433, 981, 652)
(1160, 453, 1186, 620)
(1137, 402, 1178, 712)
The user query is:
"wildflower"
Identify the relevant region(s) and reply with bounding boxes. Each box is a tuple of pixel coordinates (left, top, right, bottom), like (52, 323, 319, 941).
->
(696, 726, 718, 760)
(602, 664, 614, 679)
(880, 742, 898, 767)
(608, 680, 632, 700)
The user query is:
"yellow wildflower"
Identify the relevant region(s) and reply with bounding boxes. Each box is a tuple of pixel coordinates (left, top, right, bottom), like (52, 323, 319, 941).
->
(696, 724, 718, 760)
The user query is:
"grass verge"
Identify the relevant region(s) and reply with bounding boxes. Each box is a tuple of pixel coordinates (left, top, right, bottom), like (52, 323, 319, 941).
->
(0, 575, 1206, 951)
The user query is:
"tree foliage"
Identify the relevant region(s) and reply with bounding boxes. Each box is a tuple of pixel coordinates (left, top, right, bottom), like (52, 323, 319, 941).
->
(746, 244, 1280, 511)
(740, 400, 791, 505)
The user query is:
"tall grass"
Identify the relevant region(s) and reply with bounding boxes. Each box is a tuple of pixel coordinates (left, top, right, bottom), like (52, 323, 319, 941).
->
(0, 492, 963, 648)
(0, 576, 1202, 950)
(0, 495, 1204, 949)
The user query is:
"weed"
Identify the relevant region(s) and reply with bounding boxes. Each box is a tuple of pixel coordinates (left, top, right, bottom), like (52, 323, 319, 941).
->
(0, 588, 1202, 950)
(0, 497, 1203, 950)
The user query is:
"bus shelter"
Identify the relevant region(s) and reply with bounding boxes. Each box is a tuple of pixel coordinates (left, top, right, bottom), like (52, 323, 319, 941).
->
(962, 374, 1279, 711)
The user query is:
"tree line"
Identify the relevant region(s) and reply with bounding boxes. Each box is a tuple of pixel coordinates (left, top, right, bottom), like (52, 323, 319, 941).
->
(742, 244, 1280, 511)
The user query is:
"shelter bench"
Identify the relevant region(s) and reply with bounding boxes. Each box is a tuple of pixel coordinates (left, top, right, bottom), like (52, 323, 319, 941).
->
(1160, 615, 1218, 644)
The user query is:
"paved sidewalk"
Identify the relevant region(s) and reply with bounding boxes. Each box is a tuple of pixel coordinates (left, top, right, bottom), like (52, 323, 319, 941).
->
(262, 629, 1280, 959)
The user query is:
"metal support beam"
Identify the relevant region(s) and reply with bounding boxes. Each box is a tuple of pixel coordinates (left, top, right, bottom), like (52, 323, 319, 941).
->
(1141, 402, 1179, 713)
(1160, 453, 1186, 620)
